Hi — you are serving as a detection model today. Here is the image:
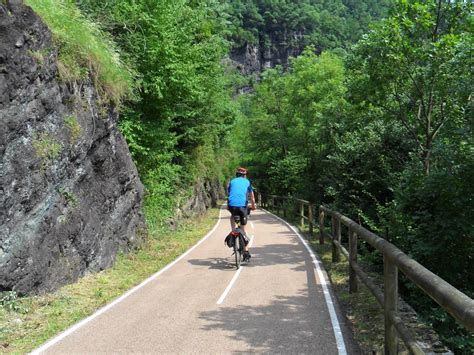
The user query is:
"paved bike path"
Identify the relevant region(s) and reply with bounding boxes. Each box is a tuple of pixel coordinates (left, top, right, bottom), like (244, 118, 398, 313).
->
(35, 208, 357, 354)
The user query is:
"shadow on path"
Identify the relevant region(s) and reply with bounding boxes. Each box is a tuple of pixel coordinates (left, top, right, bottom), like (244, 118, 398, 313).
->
(188, 244, 306, 273)
(199, 290, 337, 354)
(187, 257, 239, 271)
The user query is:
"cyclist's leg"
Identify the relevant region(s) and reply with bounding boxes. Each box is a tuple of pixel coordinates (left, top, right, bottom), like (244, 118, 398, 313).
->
(236, 207, 247, 234)
(228, 206, 238, 230)
(238, 207, 250, 252)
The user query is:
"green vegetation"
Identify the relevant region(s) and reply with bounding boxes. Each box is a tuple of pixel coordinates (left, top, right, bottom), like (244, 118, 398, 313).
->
(236, 1, 473, 352)
(0, 207, 221, 353)
(27, 49, 46, 65)
(64, 115, 81, 144)
(0, 292, 29, 314)
(26, 0, 132, 104)
(11, 0, 472, 353)
(58, 187, 78, 208)
(76, 0, 239, 224)
(32, 132, 62, 161)
(227, 0, 392, 51)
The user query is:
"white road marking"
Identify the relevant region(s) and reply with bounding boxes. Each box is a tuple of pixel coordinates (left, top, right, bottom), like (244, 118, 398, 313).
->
(217, 235, 254, 305)
(31, 207, 225, 355)
(262, 209, 348, 355)
(250, 221, 254, 229)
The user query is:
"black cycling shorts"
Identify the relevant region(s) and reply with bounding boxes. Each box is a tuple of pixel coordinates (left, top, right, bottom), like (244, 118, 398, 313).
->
(228, 206, 248, 225)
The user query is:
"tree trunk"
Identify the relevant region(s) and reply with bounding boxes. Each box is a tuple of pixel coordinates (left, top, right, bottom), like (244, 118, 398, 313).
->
(423, 144, 431, 176)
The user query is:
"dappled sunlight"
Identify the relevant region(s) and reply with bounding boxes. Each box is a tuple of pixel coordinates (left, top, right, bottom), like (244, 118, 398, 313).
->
(199, 290, 337, 353)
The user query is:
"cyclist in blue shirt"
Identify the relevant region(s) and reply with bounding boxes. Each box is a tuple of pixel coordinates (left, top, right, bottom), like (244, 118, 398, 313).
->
(227, 167, 256, 261)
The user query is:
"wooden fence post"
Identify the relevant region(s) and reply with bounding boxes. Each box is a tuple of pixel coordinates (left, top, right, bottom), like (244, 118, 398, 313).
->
(349, 227, 358, 293)
(319, 207, 325, 244)
(300, 201, 304, 228)
(384, 254, 398, 355)
(332, 215, 341, 262)
(308, 204, 313, 236)
(258, 192, 262, 206)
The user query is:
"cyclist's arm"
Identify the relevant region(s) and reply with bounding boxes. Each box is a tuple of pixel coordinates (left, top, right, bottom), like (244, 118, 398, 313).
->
(226, 182, 231, 209)
(248, 190, 256, 210)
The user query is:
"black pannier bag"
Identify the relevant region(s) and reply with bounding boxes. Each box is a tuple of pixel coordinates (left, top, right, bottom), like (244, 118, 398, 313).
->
(225, 233, 234, 248)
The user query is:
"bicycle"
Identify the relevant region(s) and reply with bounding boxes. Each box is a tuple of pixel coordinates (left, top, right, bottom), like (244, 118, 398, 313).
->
(227, 215, 248, 269)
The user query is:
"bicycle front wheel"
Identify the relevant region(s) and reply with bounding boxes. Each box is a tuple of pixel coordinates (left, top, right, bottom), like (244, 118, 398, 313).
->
(233, 236, 241, 269)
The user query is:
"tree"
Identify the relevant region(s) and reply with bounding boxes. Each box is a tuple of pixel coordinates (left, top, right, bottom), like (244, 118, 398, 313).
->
(78, 0, 239, 220)
(237, 49, 347, 200)
(349, 0, 473, 175)
(227, 0, 393, 54)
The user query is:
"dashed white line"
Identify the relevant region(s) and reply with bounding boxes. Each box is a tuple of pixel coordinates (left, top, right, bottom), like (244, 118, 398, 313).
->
(217, 235, 254, 305)
(31, 207, 225, 355)
(250, 221, 255, 229)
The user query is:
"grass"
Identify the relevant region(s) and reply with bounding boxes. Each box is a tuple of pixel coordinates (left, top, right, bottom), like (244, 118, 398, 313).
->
(32, 132, 62, 161)
(0, 206, 221, 353)
(25, 0, 132, 105)
(27, 49, 47, 65)
(64, 115, 81, 144)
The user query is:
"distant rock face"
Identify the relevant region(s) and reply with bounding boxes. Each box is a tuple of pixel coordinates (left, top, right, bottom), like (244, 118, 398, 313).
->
(0, 1, 145, 293)
(230, 31, 305, 76)
(172, 178, 224, 228)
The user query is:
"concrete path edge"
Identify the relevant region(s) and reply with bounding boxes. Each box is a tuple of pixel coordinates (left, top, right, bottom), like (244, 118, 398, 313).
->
(261, 208, 348, 355)
(30, 207, 224, 355)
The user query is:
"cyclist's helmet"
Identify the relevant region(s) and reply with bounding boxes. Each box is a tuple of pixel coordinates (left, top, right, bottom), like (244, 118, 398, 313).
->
(236, 167, 248, 176)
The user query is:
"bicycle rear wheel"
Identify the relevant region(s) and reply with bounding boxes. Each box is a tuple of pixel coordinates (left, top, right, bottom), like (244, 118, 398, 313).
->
(233, 235, 241, 269)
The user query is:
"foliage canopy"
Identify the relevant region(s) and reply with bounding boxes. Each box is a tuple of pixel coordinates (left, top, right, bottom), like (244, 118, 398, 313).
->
(23, 0, 473, 352)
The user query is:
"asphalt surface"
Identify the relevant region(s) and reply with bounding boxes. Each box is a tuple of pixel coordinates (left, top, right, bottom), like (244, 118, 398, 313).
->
(35, 207, 358, 354)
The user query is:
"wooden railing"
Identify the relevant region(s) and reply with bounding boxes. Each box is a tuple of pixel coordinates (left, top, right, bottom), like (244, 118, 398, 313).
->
(258, 193, 474, 354)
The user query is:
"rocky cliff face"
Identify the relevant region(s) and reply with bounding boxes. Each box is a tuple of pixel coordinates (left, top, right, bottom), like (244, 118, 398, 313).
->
(0, 1, 145, 294)
(172, 178, 224, 229)
(230, 31, 305, 76)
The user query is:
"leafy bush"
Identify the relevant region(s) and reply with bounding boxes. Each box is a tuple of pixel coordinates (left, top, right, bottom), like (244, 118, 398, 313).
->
(76, 0, 239, 227)
(0, 292, 29, 314)
(390, 144, 474, 290)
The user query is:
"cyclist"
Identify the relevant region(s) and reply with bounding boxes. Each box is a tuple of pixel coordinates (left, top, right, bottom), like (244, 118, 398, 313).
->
(227, 167, 256, 261)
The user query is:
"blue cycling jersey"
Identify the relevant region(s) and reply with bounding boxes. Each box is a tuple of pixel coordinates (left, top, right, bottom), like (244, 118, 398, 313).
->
(228, 177, 253, 207)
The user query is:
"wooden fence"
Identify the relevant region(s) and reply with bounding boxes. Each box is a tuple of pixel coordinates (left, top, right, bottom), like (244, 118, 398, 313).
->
(258, 193, 474, 354)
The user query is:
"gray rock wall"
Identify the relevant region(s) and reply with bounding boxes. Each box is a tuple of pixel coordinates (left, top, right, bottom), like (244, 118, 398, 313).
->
(171, 178, 224, 230)
(230, 31, 305, 76)
(0, 1, 145, 294)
